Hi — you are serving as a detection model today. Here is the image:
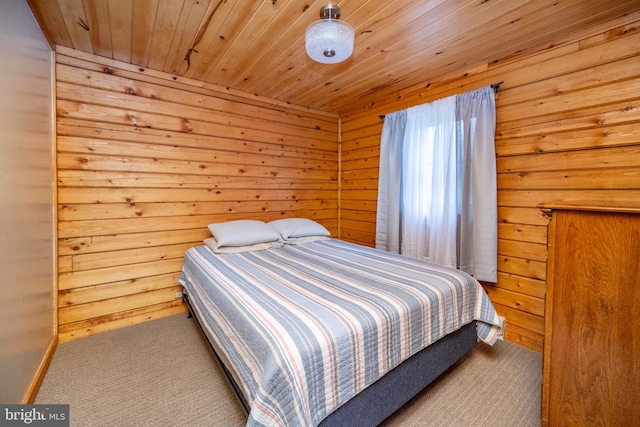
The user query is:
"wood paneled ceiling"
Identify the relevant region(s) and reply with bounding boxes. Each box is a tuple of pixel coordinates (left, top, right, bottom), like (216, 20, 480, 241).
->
(28, 0, 640, 115)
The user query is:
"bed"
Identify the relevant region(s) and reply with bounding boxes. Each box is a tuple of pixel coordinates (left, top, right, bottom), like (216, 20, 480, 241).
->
(179, 219, 503, 427)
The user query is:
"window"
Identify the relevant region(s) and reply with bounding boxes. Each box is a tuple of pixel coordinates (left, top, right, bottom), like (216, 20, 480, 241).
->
(376, 86, 497, 282)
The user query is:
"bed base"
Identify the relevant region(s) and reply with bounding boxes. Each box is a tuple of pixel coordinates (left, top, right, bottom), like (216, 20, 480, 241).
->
(183, 291, 477, 426)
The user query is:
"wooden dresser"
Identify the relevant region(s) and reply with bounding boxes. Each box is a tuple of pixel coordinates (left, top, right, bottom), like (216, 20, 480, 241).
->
(539, 203, 640, 426)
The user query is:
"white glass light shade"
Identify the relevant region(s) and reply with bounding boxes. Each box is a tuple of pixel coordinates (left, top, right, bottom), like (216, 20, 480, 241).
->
(305, 19, 354, 64)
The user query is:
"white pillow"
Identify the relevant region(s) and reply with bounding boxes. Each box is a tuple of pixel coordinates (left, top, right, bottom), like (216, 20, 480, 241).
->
(204, 237, 281, 254)
(268, 218, 330, 240)
(207, 220, 281, 247)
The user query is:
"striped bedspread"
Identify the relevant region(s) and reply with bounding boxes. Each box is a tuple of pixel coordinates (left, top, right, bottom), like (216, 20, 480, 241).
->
(179, 238, 502, 427)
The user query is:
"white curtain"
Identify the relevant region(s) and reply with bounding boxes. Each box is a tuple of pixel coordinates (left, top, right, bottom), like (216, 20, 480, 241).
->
(375, 86, 497, 282)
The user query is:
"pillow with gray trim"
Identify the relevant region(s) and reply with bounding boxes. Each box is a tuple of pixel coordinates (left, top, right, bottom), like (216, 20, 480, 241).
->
(207, 219, 281, 247)
(268, 218, 330, 240)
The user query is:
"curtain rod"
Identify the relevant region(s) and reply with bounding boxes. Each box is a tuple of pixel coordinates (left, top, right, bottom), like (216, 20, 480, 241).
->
(378, 81, 503, 119)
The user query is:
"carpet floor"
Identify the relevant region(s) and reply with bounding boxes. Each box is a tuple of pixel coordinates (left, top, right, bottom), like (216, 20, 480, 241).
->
(36, 313, 542, 426)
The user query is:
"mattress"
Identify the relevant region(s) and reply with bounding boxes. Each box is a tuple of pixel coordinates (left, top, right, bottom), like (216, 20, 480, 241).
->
(179, 238, 502, 427)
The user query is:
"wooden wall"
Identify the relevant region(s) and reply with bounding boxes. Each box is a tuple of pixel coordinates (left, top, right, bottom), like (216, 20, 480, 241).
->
(339, 18, 640, 353)
(55, 47, 338, 342)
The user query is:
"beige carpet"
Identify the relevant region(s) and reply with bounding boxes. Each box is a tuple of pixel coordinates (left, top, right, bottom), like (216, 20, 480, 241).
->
(36, 314, 542, 426)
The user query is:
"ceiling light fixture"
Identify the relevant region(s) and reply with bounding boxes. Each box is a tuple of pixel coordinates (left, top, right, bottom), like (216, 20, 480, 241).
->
(305, 3, 354, 64)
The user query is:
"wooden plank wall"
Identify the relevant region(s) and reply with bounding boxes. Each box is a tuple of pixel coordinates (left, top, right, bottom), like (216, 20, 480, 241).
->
(339, 18, 640, 353)
(55, 47, 338, 342)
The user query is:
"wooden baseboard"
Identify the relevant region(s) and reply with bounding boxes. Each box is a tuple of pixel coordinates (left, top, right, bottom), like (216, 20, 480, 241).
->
(23, 335, 58, 404)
